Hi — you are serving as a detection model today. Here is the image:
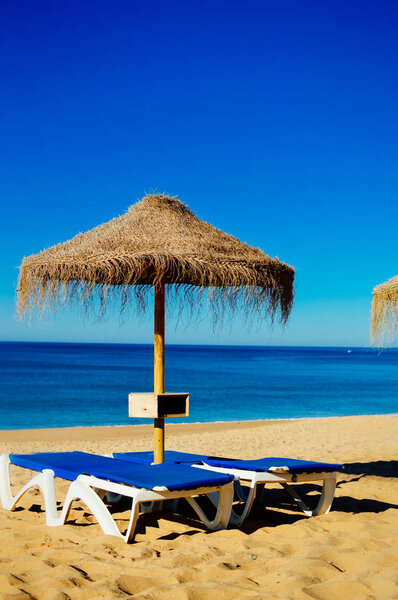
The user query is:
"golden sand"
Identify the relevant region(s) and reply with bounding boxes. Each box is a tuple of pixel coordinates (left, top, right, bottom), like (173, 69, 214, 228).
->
(0, 415, 397, 599)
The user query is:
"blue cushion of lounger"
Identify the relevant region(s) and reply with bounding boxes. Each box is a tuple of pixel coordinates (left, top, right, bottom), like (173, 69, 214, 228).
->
(9, 452, 234, 491)
(204, 457, 342, 473)
(114, 451, 342, 473)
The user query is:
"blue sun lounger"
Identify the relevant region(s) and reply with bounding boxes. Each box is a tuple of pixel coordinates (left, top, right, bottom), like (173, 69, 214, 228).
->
(0, 452, 234, 542)
(112, 451, 342, 526)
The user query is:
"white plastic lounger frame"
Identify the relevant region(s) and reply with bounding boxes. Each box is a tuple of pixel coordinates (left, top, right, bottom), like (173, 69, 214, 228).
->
(196, 463, 337, 526)
(0, 454, 233, 542)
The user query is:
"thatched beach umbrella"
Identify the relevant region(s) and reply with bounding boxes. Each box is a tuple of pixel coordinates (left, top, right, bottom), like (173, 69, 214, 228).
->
(18, 194, 295, 462)
(371, 274, 398, 345)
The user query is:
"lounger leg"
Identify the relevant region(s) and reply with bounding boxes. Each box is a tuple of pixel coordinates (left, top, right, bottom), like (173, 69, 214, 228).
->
(0, 454, 14, 509)
(229, 481, 258, 526)
(0, 456, 58, 521)
(124, 497, 140, 543)
(185, 482, 233, 530)
(207, 479, 257, 523)
(39, 470, 59, 523)
(207, 480, 258, 527)
(50, 479, 123, 538)
(281, 476, 337, 517)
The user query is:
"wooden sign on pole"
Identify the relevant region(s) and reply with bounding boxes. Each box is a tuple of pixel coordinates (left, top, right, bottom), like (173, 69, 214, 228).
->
(129, 393, 189, 418)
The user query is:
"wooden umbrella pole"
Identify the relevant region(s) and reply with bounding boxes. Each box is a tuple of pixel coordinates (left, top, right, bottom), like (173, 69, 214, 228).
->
(154, 279, 165, 464)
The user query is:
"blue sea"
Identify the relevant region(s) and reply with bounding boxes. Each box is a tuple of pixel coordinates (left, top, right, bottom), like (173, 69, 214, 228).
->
(0, 342, 397, 430)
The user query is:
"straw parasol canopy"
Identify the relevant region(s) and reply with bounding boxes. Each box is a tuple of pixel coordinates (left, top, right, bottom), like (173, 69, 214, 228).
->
(371, 274, 398, 345)
(17, 194, 295, 325)
(17, 193, 295, 462)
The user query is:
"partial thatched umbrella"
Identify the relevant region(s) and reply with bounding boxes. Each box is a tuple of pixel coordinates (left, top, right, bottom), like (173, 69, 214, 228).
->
(18, 194, 295, 462)
(371, 274, 398, 345)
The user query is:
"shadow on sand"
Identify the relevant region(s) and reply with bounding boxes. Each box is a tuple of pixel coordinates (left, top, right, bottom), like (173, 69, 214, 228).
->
(342, 460, 398, 478)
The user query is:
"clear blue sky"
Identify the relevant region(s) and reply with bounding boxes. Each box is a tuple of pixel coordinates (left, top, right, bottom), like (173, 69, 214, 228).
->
(1, 0, 397, 346)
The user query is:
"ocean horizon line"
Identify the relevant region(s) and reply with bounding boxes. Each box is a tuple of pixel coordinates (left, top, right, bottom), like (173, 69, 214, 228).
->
(1, 340, 396, 351)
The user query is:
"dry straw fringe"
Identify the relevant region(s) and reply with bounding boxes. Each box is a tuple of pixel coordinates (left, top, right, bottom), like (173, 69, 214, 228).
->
(17, 194, 295, 328)
(371, 275, 398, 346)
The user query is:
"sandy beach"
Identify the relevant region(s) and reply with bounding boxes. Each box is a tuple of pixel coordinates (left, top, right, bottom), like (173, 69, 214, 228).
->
(0, 414, 397, 599)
